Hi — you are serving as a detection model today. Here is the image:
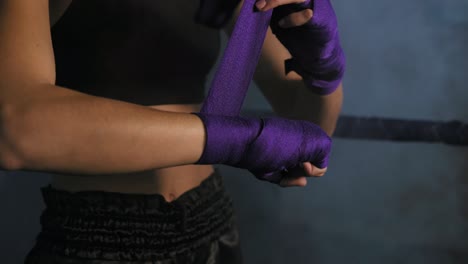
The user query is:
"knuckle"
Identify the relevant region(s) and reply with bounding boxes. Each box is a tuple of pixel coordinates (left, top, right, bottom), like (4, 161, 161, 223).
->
(301, 9, 313, 20)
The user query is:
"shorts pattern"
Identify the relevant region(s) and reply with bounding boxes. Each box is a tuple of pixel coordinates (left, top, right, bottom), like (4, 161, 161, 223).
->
(24, 168, 243, 264)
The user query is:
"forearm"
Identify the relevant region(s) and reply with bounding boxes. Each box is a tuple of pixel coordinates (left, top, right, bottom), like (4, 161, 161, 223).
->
(0, 0, 206, 175)
(1, 83, 206, 174)
(254, 70, 342, 136)
(285, 82, 342, 136)
(254, 25, 343, 136)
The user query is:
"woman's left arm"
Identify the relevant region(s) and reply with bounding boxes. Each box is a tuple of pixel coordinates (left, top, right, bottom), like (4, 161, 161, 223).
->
(253, 26, 343, 136)
(223, 0, 343, 136)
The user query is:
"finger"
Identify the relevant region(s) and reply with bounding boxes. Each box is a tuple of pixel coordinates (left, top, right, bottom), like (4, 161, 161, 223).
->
(255, 0, 267, 10)
(256, 0, 306, 11)
(278, 9, 313, 28)
(303, 162, 327, 177)
(280, 175, 307, 187)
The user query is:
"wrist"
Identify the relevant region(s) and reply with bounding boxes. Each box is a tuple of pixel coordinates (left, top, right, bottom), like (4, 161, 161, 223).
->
(286, 42, 345, 95)
(190, 112, 262, 165)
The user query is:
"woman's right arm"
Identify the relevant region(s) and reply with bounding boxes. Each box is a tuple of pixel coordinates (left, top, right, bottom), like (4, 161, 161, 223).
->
(0, 0, 206, 175)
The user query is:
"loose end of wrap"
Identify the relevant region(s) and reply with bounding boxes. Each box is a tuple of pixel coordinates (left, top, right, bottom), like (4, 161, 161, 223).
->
(284, 58, 344, 96)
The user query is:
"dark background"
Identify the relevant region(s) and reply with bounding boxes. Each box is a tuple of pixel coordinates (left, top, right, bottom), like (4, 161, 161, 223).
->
(1, 0, 467, 263)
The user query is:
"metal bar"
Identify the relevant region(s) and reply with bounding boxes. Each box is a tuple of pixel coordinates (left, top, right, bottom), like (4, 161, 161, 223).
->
(241, 109, 468, 146)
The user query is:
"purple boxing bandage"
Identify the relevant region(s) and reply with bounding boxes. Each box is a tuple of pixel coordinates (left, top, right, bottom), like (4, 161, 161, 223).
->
(191, 0, 338, 184)
(271, 0, 346, 95)
(193, 112, 331, 184)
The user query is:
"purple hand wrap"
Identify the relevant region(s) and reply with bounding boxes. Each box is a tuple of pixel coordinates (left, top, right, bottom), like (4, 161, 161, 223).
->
(193, 113, 331, 183)
(192, 0, 333, 184)
(270, 0, 346, 95)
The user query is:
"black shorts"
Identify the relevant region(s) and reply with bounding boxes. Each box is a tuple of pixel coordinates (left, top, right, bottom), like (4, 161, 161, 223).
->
(25, 168, 243, 264)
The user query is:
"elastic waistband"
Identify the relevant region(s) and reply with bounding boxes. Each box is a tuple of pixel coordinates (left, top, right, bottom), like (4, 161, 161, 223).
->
(31, 168, 236, 261)
(41, 168, 225, 216)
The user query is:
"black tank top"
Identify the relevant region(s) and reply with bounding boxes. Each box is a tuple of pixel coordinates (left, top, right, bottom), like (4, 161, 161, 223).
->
(51, 0, 221, 106)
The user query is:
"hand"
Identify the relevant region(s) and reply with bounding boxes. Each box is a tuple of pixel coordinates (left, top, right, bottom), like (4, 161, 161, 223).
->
(194, 0, 311, 29)
(259, 0, 346, 95)
(255, 0, 313, 28)
(279, 161, 327, 187)
(235, 116, 332, 186)
(192, 113, 332, 187)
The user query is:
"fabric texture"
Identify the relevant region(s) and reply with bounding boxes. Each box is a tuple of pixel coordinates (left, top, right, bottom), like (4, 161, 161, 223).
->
(192, 0, 333, 184)
(51, 0, 218, 106)
(193, 112, 331, 183)
(270, 0, 346, 95)
(200, 0, 272, 116)
(24, 169, 243, 264)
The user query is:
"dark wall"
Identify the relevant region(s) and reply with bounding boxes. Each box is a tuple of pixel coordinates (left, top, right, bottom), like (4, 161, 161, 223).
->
(225, 0, 468, 262)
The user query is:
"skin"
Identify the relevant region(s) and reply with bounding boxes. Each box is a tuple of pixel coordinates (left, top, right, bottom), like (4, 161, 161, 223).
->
(0, 0, 342, 200)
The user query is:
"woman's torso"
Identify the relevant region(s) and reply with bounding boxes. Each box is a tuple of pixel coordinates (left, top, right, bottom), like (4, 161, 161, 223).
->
(48, 0, 221, 200)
